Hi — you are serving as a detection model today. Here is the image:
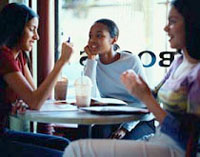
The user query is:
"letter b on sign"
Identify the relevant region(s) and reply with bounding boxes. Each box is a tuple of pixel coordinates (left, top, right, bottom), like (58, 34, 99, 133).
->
(159, 51, 175, 67)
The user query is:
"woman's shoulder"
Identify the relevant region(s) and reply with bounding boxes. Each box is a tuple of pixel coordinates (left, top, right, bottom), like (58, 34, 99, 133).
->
(119, 50, 140, 61)
(0, 47, 14, 61)
(0, 47, 20, 74)
(189, 62, 200, 82)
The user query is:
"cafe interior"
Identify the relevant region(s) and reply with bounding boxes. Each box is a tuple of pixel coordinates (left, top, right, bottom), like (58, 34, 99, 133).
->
(0, 0, 199, 156)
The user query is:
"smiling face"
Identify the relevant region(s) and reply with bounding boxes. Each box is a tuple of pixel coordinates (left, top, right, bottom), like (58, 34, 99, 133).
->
(88, 23, 116, 55)
(164, 6, 186, 50)
(19, 17, 39, 52)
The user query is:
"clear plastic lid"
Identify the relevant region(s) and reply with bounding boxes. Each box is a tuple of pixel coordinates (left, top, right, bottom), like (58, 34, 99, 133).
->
(74, 76, 92, 87)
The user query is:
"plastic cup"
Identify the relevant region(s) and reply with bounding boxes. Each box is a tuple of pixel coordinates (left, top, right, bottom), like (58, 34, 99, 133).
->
(74, 76, 92, 107)
(55, 77, 68, 100)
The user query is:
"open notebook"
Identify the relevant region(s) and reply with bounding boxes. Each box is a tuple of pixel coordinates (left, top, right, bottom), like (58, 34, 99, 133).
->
(37, 98, 129, 112)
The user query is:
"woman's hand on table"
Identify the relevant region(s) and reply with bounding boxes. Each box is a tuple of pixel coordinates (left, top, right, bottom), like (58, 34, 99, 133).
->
(84, 45, 96, 60)
(11, 100, 28, 115)
(120, 69, 152, 103)
(110, 127, 128, 139)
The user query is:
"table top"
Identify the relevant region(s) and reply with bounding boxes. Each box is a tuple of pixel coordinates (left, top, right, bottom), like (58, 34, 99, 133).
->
(17, 100, 153, 125)
(19, 110, 152, 125)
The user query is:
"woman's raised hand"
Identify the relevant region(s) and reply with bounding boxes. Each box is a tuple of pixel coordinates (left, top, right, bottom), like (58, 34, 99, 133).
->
(120, 69, 152, 103)
(60, 42, 74, 64)
(84, 45, 96, 60)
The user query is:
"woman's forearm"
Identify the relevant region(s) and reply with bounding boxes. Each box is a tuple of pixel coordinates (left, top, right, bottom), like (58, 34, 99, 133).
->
(144, 95, 167, 123)
(31, 59, 66, 109)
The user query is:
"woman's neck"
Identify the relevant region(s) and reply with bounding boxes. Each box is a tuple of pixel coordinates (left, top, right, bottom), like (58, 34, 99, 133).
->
(172, 48, 199, 79)
(99, 49, 120, 64)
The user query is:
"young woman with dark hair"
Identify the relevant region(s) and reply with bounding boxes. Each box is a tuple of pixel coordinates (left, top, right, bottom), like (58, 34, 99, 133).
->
(84, 18, 155, 140)
(0, 3, 73, 156)
(64, 0, 200, 156)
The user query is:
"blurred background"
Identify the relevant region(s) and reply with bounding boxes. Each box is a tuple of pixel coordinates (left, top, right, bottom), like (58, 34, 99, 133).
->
(2, 0, 174, 99)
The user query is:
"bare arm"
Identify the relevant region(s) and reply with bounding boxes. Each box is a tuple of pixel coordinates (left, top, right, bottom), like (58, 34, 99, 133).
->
(24, 64, 36, 90)
(4, 42, 73, 110)
(120, 70, 167, 123)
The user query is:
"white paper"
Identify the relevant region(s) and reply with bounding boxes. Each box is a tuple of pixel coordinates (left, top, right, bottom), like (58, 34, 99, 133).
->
(92, 98, 127, 105)
(39, 100, 78, 112)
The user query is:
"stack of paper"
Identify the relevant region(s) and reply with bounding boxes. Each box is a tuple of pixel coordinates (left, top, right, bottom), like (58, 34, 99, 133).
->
(91, 98, 127, 106)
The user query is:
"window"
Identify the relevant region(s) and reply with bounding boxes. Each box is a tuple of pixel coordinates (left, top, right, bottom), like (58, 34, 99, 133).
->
(7, 0, 173, 99)
(58, 0, 173, 99)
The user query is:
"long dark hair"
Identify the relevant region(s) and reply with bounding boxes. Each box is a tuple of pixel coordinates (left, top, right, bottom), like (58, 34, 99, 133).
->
(179, 113, 200, 156)
(94, 18, 120, 51)
(0, 3, 38, 49)
(171, 0, 200, 60)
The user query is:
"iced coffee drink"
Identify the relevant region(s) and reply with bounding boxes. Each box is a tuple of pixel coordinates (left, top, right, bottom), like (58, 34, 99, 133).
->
(74, 76, 92, 107)
(55, 77, 68, 100)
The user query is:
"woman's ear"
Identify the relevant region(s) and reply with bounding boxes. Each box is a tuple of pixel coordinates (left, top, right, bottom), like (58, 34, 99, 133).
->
(111, 36, 118, 44)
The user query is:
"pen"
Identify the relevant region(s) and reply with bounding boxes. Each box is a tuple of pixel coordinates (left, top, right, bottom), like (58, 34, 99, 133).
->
(66, 37, 71, 65)
(67, 37, 70, 43)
